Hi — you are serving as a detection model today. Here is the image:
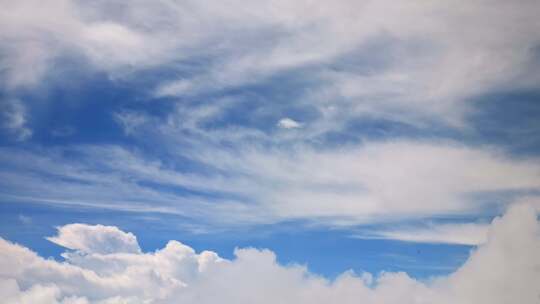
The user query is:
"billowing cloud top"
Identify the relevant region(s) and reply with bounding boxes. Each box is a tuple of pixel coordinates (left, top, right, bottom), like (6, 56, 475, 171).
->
(47, 224, 141, 254)
(1, 204, 539, 303)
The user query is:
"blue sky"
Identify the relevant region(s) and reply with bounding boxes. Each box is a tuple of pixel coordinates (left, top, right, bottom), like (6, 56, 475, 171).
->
(1, 1, 540, 303)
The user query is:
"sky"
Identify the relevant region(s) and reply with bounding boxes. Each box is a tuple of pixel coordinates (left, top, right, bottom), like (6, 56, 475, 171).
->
(0, 0, 540, 303)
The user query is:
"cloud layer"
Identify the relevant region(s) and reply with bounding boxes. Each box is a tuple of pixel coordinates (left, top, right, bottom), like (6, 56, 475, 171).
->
(1, 203, 539, 303)
(1, 0, 539, 230)
(2, 0, 540, 123)
(1, 140, 539, 228)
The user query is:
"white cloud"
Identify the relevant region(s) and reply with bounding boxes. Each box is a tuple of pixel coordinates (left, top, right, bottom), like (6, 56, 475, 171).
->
(1, 140, 539, 227)
(181, 140, 540, 224)
(47, 224, 141, 254)
(2, 2, 539, 301)
(277, 118, 302, 129)
(441, 203, 540, 304)
(1, 0, 539, 230)
(0, 203, 538, 303)
(355, 222, 490, 246)
(1, 0, 539, 125)
(0, 279, 75, 304)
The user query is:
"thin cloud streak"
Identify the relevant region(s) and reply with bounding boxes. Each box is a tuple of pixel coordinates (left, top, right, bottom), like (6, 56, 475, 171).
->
(354, 222, 490, 246)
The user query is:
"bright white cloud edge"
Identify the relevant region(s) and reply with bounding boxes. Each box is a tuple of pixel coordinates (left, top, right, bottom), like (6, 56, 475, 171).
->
(1, 203, 539, 304)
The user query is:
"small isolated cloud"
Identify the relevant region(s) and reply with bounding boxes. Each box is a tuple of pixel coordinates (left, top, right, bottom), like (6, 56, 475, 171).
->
(46, 223, 141, 254)
(0, 204, 538, 303)
(277, 117, 302, 129)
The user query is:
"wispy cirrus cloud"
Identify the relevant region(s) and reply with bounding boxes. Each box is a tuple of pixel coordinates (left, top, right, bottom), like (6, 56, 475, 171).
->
(1, 1, 539, 225)
(1, 0, 539, 125)
(0, 99, 32, 141)
(1, 140, 539, 228)
(354, 222, 491, 246)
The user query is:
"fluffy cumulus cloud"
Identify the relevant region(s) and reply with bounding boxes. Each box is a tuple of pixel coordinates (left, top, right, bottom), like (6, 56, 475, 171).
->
(47, 224, 141, 254)
(0, 203, 539, 304)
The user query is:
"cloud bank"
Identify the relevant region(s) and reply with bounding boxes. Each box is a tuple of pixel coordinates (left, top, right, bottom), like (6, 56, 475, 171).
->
(1, 203, 539, 303)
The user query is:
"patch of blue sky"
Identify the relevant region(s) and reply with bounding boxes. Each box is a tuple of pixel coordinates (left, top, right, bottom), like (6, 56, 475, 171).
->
(464, 89, 540, 156)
